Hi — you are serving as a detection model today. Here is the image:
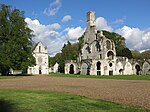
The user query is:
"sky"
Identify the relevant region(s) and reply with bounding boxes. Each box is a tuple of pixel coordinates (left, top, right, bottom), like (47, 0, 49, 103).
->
(1, 0, 150, 56)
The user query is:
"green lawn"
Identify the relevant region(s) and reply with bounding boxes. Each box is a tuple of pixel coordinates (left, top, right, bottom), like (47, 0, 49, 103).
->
(0, 90, 147, 112)
(49, 73, 150, 80)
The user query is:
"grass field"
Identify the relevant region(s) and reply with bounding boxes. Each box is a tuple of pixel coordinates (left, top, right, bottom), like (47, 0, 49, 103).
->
(0, 90, 147, 112)
(1, 73, 150, 80)
(49, 73, 150, 80)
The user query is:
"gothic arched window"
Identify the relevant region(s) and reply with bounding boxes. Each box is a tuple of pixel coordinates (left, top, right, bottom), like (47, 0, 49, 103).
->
(107, 51, 114, 59)
(106, 40, 111, 50)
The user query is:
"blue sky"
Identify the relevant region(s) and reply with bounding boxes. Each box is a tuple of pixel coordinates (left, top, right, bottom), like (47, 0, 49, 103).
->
(1, 0, 150, 56)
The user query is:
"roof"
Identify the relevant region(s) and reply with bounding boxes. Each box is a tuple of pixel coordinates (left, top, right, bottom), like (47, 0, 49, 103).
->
(32, 41, 47, 51)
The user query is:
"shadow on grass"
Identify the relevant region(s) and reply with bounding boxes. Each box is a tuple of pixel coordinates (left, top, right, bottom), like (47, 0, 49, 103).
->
(0, 99, 15, 112)
(13, 73, 33, 76)
(0, 73, 33, 76)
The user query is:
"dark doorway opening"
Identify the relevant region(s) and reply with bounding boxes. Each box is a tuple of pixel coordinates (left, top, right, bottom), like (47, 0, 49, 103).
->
(97, 71, 101, 76)
(97, 61, 101, 76)
(119, 69, 123, 75)
(39, 66, 42, 74)
(135, 65, 140, 75)
(58, 66, 64, 73)
(109, 71, 113, 76)
(87, 67, 90, 75)
(69, 64, 74, 74)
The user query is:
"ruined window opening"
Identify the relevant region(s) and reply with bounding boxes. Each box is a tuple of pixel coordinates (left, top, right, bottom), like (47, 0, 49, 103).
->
(109, 63, 112, 67)
(39, 46, 41, 53)
(95, 40, 101, 52)
(86, 46, 91, 53)
(106, 40, 111, 50)
(107, 51, 114, 59)
(100, 54, 102, 59)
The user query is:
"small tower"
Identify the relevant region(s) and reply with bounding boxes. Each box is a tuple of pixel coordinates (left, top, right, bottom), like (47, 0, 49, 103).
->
(86, 11, 96, 28)
(84, 11, 97, 44)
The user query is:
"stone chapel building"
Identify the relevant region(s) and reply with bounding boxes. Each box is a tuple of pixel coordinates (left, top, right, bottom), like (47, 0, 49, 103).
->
(28, 42, 49, 75)
(65, 11, 147, 75)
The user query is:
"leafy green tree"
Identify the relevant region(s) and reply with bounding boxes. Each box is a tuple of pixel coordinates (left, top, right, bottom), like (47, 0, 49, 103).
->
(0, 4, 35, 75)
(103, 30, 133, 59)
(140, 50, 150, 59)
(131, 50, 141, 59)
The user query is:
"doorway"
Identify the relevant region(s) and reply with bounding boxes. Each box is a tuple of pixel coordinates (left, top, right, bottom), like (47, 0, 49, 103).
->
(69, 64, 74, 74)
(109, 71, 113, 76)
(39, 66, 42, 74)
(135, 65, 140, 75)
(97, 61, 101, 76)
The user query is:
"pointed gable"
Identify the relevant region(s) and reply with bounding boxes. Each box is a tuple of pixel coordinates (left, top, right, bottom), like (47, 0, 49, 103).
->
(33, 41, 48, 54)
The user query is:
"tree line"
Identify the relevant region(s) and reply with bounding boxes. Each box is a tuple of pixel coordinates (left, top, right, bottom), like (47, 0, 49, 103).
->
(131, 50, 150, 60)
(0, 4, 35, 75)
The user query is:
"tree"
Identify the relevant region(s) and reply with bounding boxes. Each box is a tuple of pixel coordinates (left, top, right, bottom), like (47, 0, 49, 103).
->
(103, 30, 133, 59)
(0, 4, 35, 75)
(131, 50, 141, 59)
(140, 50, 150, 59)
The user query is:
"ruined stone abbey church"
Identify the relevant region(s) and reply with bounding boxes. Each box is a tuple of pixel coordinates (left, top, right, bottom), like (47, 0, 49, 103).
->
(65, 11, 150, 75)
(28, 11, 150, 75)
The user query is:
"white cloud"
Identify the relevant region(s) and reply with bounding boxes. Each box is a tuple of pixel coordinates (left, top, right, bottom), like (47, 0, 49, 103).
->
(112, 16, 126, 24)
(95, 17, 150, 51)
(64, 27, 85, 41)
(62, 15, 72, 22)
(96, 17, 112, 31)
(113, 19, 124, 24)
(44, 0, 61, 16)
(25, 18, 64, 56)
(25, 18, 85, 56)
(25, 16, 150, 56)
(116, 26, 150, 51)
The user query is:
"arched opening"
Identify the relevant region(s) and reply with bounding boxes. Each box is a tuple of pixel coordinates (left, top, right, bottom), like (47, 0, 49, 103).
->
(69, 64, 74, 74)
(106, 40, 111, 50)
(97, 61, 101, 75)
(109, 63, 113, 67)
(119, 69, 123, 75)
(109, 63, 113, 76)
(135, 65, 140, 75)
(81, 63, 89, 75)
(107, 51, 114, 59)
(58, 66, 64, 73)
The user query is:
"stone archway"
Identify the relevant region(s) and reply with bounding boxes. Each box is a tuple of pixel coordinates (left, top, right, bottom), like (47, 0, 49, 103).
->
(97, 61, 101, 76)
(135, 65, 140, 75)
(81, 63, 90, 75)
(69, 64, 74, 74)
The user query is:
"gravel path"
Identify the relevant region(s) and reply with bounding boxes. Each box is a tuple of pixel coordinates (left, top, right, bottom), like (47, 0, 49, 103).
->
(0, 75, 150, 110)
